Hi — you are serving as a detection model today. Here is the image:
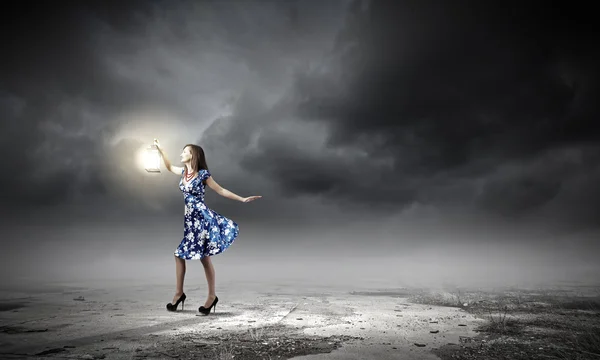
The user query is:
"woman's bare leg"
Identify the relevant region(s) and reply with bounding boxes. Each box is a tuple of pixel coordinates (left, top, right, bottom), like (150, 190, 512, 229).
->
(200, 256, 216, 308)
(172, 255, 186, 304)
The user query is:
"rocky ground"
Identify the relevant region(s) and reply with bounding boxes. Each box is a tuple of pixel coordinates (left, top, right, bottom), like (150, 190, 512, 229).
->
(2, 324, 356, 360)
(1, 282, 598, 359)
(408, 287, 600, 360)
(0, 282, 480, 360)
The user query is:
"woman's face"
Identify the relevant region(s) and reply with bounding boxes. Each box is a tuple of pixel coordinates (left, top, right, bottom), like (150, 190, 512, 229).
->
(180, 146, 192, 163)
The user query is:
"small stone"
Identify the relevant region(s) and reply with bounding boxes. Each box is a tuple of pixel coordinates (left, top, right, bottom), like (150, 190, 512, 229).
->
(430, 330, 439, 334)
(414, 343, 426, 347)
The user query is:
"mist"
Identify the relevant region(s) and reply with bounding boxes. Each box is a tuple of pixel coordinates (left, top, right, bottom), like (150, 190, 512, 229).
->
(4, 218, 597, 291)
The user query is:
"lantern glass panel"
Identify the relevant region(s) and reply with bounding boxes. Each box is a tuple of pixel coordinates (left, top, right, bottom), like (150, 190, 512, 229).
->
(144, 145, 161, 173)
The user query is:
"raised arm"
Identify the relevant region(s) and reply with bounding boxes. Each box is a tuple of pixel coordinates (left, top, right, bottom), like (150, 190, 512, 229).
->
(206, 175, 262, 203)
(154, 139, 183, 175)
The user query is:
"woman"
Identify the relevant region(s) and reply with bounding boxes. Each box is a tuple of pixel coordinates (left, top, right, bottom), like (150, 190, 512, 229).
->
(154, 139, 261, 315)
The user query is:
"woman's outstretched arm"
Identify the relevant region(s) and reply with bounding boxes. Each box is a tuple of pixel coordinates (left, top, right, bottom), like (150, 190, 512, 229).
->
(206, 177, 262, 203)
(155, 139, 183, 175)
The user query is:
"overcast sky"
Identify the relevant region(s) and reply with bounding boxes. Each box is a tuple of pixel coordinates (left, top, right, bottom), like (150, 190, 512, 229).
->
(1, 0, 598, 288)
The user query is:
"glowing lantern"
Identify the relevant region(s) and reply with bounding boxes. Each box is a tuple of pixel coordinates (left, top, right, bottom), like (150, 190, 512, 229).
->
(144, 143, 161, 173)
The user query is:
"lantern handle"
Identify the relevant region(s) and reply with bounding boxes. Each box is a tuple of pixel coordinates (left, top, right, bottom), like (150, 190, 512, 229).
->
(153, 138, 163, 152)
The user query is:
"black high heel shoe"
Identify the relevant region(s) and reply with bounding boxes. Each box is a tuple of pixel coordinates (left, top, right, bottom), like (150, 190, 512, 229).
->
(198, 296, 218, 315)
(166, 293, 186, 312)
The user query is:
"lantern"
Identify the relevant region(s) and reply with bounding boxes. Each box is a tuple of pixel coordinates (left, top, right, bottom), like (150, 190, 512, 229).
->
(144, 143, 161, 173)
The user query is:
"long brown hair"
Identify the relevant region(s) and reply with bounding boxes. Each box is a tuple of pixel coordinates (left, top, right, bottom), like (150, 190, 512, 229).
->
(183, 144, 209, 184)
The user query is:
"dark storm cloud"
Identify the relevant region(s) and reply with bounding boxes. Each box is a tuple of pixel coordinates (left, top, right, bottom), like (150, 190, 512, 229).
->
(308, 0, 599, 171)
(218, 0, 600, 229)
(2, 0, 599, 233)
(0, 0, 351, 223)
(0, 0, 166, 211)
(1, 1, 161, 107)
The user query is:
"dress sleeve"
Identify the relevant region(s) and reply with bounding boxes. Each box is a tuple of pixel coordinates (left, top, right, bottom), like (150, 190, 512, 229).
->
(202, 169, 212, 181)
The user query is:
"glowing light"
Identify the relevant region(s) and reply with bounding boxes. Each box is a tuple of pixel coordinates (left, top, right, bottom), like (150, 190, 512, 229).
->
(144, 144, 161, 173)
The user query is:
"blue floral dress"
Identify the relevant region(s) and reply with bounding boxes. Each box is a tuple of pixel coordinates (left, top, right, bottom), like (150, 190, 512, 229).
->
(174, 168, 239, 260)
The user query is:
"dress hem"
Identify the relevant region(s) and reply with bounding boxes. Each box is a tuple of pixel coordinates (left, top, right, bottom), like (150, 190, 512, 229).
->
(173, 239, 236, 260)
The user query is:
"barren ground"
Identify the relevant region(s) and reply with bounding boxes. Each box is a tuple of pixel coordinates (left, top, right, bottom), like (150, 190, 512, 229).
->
(0, 281, 598, 359)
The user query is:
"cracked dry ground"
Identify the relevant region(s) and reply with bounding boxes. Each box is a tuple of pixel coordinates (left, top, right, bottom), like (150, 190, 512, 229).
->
(409, 288, 600, 360)
(0, 287, 483, 359)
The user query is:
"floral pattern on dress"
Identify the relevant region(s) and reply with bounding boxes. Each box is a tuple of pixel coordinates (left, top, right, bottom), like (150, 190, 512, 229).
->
(174, 168, 239, 260)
